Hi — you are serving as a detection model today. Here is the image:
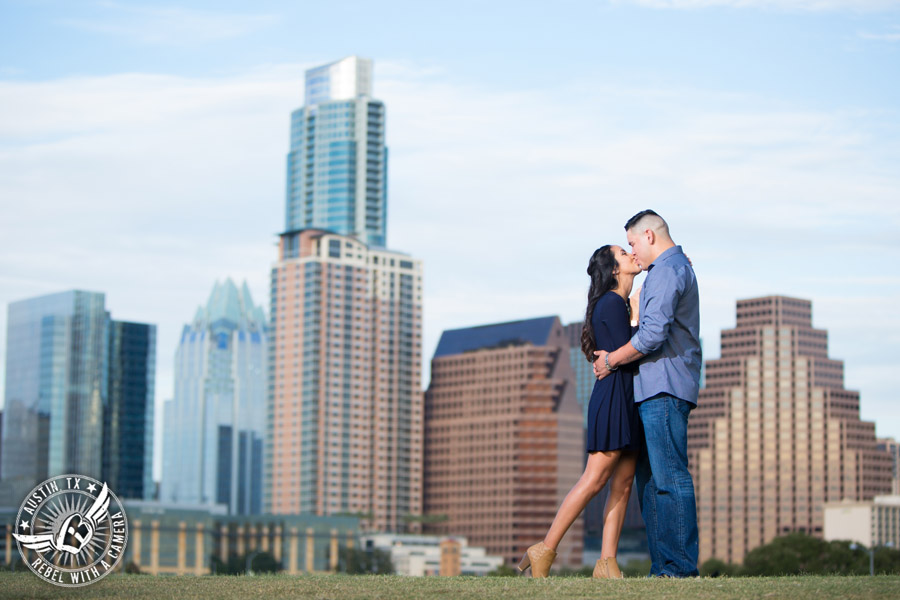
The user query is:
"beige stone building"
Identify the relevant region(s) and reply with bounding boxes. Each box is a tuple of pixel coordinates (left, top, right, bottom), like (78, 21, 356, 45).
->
(824, 495, 900, 549)
(267, 229, 423, 533)
(689, 296, 893, 564)
(423, 317, 584, 568)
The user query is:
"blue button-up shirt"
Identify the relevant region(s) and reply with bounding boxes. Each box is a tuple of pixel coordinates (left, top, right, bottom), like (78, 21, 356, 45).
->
(630, 245, 702, 405)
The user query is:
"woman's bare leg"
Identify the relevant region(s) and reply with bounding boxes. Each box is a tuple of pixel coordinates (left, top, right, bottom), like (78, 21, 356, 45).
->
(600, 450, 638, 559)
(543, 450, 621, 550)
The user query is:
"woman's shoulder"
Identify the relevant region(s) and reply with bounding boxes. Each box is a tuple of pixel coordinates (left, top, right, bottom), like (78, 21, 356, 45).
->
(593, 291, 625, 317)
(597, 291, 626, 308)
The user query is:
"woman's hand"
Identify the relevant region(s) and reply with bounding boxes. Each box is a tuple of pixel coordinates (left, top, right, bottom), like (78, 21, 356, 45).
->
(593, 350, 612, 380)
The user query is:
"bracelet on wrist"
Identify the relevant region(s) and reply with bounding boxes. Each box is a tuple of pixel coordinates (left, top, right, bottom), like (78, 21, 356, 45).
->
(604, 353, 617, 372)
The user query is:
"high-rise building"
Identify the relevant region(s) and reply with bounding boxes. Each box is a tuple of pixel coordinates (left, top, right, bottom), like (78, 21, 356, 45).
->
(161, 279, 267, 515)
(104, 320, 156, 499)
(877, 438, 900, 495)
(267, 229, 423, 531)
(423, 317, 584, 569)
(1, 290, 155, 499)
(269, 57, 423, 532)
(689, 296, 893, 564)
(285, 56, 387, 248)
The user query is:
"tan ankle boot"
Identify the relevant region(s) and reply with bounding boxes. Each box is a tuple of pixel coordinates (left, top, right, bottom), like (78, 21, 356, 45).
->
(517, 542, 557, 578)
(593, 557, 624, 579)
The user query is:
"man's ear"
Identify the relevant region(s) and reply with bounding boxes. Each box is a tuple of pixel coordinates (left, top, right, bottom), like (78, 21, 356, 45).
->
(646, 229, 656, 245)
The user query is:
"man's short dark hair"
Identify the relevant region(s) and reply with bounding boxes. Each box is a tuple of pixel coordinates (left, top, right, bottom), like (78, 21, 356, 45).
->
(624, 209, 661, 231)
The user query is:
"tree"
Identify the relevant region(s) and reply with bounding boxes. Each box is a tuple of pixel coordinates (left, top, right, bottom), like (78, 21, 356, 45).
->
(336, 547, 394, 575)
(700, 558, 740, 577)
(743, 532, 830, 575)
(124, 561, 145, 574)
(210, 551, 281, 575)
(742, 533, 900, 576)
(486, 563, 518, 577)
(248, 551, 281, 574)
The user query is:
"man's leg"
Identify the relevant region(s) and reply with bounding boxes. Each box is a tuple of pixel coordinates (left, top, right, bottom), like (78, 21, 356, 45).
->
(638, 396, 699, 577)
(635, 437, 660, 576)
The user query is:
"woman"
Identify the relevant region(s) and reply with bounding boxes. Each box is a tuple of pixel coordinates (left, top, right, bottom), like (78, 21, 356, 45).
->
(518, 245, 643, 579)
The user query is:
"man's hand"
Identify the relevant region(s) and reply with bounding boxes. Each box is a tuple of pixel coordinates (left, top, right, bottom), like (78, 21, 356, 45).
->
(593, 350, 612, 381)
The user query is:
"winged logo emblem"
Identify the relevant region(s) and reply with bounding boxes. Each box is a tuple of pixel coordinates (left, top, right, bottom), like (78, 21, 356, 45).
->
(14, 483, 110, 555)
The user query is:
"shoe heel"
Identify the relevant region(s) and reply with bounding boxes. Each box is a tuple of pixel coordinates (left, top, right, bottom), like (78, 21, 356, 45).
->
(517, 554, 531, 572)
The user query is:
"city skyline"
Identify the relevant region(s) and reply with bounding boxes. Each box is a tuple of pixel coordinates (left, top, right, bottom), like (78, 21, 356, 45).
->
(1, 1, 899, 482)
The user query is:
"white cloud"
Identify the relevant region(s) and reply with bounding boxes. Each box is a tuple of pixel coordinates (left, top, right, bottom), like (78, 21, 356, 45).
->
(859, 25, 900, 41)
(59, 2, 277, 45)
(1, 60, 899, 479)
(612, 0, 900, 11)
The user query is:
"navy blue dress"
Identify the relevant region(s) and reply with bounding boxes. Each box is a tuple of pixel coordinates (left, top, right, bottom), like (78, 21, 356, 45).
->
(585, 291, 641, 452)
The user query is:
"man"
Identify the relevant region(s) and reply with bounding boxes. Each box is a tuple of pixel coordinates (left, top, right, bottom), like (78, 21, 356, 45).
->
(593, 209, 701, 578)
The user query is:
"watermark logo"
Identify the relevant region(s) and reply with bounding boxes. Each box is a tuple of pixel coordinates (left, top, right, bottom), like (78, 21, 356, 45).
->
(12, 474, 128, 587)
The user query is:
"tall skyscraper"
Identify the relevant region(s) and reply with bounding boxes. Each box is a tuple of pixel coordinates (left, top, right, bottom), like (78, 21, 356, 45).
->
(268, 56, 423, 532)
(1, 290, 155, 498)
(104, 320, 156, 499)
(689, 296, 893, 564)
(161, 279, 267, 515)
(267, 229, 423, 531)
(423, 317, 584, 568)
(285, 56, 387, 248)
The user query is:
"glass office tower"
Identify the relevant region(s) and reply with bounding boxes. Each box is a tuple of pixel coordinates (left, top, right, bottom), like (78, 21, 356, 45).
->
(104, 321, 156, 499)
(161, 279, 267, 515)
(2, 291, 107, 483)
(1, 291, 155, 498)
(285, 56, 387, 248)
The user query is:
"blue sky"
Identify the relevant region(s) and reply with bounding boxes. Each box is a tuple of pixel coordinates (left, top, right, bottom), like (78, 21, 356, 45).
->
(2, 0, 900, 479)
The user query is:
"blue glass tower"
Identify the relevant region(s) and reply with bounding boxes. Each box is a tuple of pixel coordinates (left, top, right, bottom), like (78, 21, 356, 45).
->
(285, 56, 387, 247)
(161, 279, 267, 515)
(104, 321, 156, 500)
(1, 291, 155, 499)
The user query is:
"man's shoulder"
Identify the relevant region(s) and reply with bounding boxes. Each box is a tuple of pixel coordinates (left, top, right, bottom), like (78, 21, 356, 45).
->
(646, 249, 693, 289)
(658, 247, 693, 273)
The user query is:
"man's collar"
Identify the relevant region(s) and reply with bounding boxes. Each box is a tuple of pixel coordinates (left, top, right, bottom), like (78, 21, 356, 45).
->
(648, 245, 682, 269)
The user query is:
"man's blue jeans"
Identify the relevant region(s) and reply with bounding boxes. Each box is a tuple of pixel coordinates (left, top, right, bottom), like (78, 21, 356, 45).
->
(636, 395, 699, 577)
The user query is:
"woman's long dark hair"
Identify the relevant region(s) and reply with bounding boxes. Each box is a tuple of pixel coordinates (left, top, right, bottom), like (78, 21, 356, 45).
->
(581, 245, 620, 362)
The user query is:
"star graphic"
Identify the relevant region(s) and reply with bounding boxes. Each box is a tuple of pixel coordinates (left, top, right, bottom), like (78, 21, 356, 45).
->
(19, 520, 30, 531)
(87, 483, 98, 493)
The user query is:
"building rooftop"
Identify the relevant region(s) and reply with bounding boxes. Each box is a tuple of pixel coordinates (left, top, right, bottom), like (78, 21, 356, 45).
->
(433, 316, 558, 358)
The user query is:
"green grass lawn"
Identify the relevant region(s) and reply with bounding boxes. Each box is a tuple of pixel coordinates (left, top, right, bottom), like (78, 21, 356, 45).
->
(2, 572, 900, 600)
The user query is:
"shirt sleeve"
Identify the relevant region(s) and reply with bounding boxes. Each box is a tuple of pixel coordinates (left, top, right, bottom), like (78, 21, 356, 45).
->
(631, 264, 683, 355)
